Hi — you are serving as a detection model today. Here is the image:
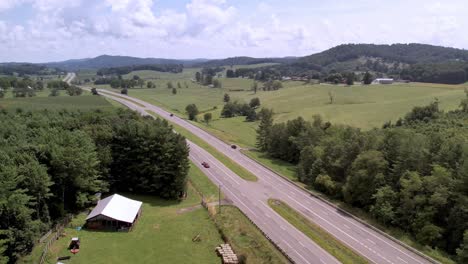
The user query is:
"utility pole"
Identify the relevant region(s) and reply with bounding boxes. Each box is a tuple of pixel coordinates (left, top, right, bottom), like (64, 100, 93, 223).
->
(218, 184, 222, 214)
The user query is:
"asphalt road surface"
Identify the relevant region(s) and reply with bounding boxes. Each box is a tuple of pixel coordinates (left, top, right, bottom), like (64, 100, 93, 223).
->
(87, 87, 435, 264)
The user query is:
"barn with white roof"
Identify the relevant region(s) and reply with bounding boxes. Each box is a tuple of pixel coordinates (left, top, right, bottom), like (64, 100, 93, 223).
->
(85, 194, 142, 231)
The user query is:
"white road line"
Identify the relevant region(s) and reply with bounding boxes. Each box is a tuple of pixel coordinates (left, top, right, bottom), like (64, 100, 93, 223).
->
(367, 239, 376, 245)
(292, 248, 312, 264)
(98, 89, 428, 264)
(397, 256, 409, 264)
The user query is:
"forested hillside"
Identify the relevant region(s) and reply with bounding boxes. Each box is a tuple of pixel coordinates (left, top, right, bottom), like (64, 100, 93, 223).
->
(256, 91, 468, 261)
(0, 63, 60, 76)
(0, 109, 189, 263)
(220, 44, 468, 84)
(194, 56, 297, 68)
(45, 55, 198, 71)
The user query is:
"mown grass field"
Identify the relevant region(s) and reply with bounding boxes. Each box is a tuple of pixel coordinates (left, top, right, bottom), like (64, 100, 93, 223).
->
(44, 186, 223, 264)
(0, 94, 115, 111)
(94, 68, 467, 148)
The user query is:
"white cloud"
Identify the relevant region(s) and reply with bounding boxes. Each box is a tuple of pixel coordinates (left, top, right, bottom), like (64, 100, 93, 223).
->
(1, 0, 468, 62)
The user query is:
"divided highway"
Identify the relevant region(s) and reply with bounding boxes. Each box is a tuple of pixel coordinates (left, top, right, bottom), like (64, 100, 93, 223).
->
(82, 83, 435, 264)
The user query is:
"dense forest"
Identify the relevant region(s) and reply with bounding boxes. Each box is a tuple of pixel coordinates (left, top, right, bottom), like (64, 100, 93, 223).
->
(97, 64, 183, 76)
(221, 44, 468, 84)
(0, 63, 60, 76)
(256, 92, 468, 262)
(44, 55, 193, 71)
(0, 109, 189, 263)
(193, 56, 297, 68)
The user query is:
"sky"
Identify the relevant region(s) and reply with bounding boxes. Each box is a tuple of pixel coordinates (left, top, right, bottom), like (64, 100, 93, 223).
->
(0, 0, 468, 62)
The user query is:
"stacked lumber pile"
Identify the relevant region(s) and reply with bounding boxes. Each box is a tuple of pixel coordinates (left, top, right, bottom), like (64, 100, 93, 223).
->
(216, 244, 238, 264)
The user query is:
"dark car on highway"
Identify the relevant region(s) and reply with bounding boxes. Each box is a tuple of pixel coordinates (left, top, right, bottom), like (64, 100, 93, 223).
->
(201, 162, 210, 168)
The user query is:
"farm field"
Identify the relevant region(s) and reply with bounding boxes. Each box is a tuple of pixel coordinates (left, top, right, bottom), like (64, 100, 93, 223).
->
(91, 68, 467, 148)
(0, 94, 115, 111)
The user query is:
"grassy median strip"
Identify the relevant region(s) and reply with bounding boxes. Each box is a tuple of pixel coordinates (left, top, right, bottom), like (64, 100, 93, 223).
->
(146, 110, 258, 182)
(268, 199, 369, 264)
(98, 90, 147, 108)
(213, 205, 289, 264)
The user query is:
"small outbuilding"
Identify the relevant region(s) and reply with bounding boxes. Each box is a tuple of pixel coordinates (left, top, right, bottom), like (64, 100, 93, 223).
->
(85, 194, 142, 231)
(373, 78, 394, 84)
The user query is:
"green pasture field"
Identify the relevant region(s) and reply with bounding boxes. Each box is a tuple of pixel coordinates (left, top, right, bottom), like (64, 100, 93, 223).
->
(91, 67, 466, 148)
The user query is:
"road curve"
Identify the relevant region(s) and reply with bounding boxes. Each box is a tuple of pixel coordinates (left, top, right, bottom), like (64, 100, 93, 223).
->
(92, 90, 340, 264)
(92, 88, 435, 264)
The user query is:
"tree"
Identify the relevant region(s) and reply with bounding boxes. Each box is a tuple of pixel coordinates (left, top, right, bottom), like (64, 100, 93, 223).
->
(185, 104, 199, 121)
(346, 73, 355, 85)
(172, 87, 177, 95)
(223, 93, 230, 103)
(212, 79, 221, 88)
(177, 82, 181, 89)
(343, 150, 387, 207)
(49, 88, 59, 97)
(457, 230, 468, 263)
(249, 97, 261, 108)
(121, 88, 128, 95)
(204, 113, 212, 124)
(133, 75, 140, 81)
(370, 186, 397, 225)
(363, 71, 373, 85)
(314, 174, 337, 195)
(256, 108, 274, 151)
(460, 88, 468, 112)
(66, 86, 83, 96)
(195, 72, 201, 82)
(147, 81, 155, 89)
(245, 108, 257, 122)
(252, 81, 258, 94)
(0, 88, 5, 98)
(167, 81, 174, 89)
(138, 79, 145, 88)
(404, 100, 440, 123)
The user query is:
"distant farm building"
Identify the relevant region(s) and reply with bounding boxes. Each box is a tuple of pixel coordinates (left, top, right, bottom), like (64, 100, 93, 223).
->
(373, 78, 394, 84)
(85, 194, 142, 231)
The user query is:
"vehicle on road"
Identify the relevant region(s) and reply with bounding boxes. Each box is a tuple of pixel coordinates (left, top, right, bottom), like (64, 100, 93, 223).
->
(231, 145, 237, 149)
(201, 162, 210, 168)
(170, 113, 174, 117)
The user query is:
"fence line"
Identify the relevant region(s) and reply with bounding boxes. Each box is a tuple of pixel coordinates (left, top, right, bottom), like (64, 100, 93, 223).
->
(38, 215, 72, 264)
(201, 197, 295, 264)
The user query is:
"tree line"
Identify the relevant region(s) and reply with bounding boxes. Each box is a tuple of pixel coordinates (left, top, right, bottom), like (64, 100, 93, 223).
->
(256, 94, 468, 261)
(0, 63, 61, 76)
(0, 109, 189, 263)
(97, 64, 183, 76)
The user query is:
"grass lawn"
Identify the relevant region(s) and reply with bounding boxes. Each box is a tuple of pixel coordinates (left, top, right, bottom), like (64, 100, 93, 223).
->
(214, 205, 289, 264)
(268, 199, 368, 264)
(42, 185, 223, 264)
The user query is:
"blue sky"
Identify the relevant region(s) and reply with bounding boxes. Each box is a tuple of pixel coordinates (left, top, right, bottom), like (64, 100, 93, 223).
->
(0, 0, 467, 62)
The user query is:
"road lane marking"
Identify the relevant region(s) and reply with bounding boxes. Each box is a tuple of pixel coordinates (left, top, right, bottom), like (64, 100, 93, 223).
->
(367, 239, 376, 245)
(397, 257, 409, 263)
(100, 90, 424, 264)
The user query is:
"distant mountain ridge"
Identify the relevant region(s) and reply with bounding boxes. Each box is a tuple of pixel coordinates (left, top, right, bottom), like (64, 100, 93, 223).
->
(44, 55, 210, 70)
